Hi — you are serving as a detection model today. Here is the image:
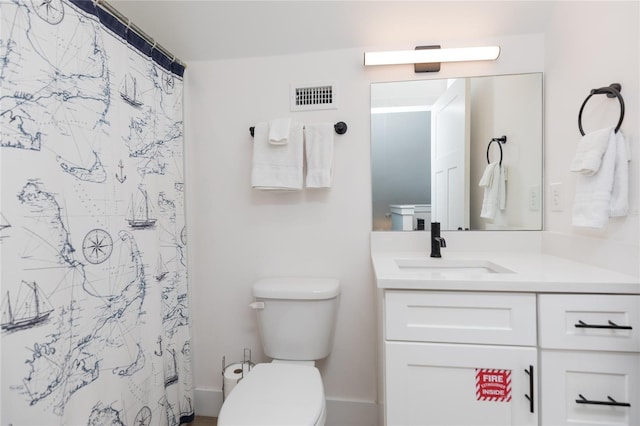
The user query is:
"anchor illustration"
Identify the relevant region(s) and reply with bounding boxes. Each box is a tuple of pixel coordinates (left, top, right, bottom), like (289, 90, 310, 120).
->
(154, 335, 163, 356)
(115, 160, 127, 183)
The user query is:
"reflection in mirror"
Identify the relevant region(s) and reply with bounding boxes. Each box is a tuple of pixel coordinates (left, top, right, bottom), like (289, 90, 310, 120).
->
(371, 73, 543, 231)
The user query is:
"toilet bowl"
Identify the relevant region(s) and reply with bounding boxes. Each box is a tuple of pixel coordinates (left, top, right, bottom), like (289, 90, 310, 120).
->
(217, 363, 326, 426)
(217, 277, 340, 426)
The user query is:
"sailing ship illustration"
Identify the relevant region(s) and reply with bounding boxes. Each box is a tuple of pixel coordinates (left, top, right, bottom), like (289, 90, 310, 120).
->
(155, 253, 169, 281)
(0, 212, 10, 231)
(1, 281, 54, 331)
(126, 188, 157, 228)
(164, 348, 179, 387)
(120, 73, 143, 108)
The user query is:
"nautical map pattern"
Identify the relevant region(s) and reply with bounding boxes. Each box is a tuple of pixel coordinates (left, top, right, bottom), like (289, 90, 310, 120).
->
(0, 1, 193, 424)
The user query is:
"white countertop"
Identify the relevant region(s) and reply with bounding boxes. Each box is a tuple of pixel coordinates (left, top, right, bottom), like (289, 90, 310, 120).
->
(372, 250, 640, 294)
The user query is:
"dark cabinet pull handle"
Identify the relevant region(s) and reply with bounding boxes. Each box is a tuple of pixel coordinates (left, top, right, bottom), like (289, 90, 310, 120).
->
(524, 365, 534, 413)
(574, 320, 633, 330)
(576, 394, 631, 407)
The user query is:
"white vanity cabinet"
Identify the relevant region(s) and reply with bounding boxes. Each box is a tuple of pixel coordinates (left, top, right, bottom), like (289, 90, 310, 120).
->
(538, 294, 640, 426)
(372, 244, 640, 426)
(383, 291, 539, 426)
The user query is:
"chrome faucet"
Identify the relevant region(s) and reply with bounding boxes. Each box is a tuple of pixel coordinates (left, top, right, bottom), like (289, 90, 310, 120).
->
(430, 222, 446, 258)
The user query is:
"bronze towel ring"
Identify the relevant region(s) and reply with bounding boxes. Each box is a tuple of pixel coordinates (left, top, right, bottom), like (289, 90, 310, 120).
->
(486, 135, 507, 166)
(578, 83, 624, 136)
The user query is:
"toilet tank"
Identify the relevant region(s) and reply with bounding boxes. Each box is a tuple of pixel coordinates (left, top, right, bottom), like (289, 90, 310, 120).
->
(252, 277, 340, 361)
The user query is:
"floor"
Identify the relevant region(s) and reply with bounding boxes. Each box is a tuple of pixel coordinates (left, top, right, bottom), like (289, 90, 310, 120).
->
(187, 416, 217, 426)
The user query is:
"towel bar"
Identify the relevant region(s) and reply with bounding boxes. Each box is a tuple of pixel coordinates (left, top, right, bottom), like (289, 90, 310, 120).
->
(578, 83, 624, 136)
(249, 121, 347, 137)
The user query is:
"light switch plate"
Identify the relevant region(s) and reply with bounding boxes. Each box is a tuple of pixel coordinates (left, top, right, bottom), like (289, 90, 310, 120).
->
(528, 185, 540, 211)
(550, 183, 563, 212)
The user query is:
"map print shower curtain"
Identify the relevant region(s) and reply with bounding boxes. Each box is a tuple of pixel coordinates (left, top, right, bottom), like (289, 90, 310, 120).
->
(1, 0, 193, 424)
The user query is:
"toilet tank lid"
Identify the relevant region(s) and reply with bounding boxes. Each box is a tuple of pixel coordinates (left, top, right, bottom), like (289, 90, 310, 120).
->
(253, 277, 340, 300)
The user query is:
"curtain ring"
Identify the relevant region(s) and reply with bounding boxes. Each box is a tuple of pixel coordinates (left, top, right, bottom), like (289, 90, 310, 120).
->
(150, 39, 157, 53)
(125, 18, 131, 36)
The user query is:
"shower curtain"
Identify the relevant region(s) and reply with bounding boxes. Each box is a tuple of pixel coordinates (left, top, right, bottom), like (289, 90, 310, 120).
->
(0, 0, 193, 424)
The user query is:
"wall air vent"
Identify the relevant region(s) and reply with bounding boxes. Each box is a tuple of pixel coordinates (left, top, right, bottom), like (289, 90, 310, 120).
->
(290, 82, 338, 111)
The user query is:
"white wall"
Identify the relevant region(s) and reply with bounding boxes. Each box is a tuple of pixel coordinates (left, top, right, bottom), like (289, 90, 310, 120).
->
(186, 48, 378, 418)
(185, 33, 544, 421)
(543, 1, 639, 277)
(469, 74, 543, 230)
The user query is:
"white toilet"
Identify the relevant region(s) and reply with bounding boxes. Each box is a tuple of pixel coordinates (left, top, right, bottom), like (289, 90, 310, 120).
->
(217, 277, 341, 426)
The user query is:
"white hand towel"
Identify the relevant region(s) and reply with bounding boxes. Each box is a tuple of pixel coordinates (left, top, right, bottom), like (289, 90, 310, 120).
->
(304, 123, 334, 188)
(479, 162, 506, 219)
(499, 165, 507, 211)
(569, 127, 613, 175)
(609, 130, 629, 217)
(268, 118, 291, 145)
(251, 121, 303, 190)
(479, 162, 497, 188)
(572, 129, 617, 228)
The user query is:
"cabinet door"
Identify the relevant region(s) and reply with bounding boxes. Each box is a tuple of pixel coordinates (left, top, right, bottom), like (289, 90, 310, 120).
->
(540, 350, 639, 426)
(386, 341, 538, 426)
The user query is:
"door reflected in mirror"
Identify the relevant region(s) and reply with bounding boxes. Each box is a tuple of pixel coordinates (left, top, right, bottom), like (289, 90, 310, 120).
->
(371, 73, 543, 231)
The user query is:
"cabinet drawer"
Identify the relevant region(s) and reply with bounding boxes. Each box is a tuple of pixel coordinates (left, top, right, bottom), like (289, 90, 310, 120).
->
(540, 350, 640, 426)
(385, 291, 537, 346)
(539, 294, 640, 351)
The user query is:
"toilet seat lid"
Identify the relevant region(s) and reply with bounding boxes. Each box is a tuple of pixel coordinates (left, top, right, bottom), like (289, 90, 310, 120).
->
(218, 363, 325, 426)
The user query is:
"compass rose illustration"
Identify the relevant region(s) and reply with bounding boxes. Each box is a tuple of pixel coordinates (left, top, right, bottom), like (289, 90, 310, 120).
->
(82, 229, 113, 264)
(180, 226, 186, 246)
(162, 72, 175, 94)
(134, 406, 152, 426)
(31, 0, 65, 24)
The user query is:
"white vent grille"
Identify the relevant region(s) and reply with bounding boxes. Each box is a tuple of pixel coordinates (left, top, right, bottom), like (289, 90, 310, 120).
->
(290, 83, 338, 111)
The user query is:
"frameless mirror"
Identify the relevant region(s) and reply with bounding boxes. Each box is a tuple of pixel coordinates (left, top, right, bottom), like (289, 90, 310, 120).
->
(371, 73, 543, 231)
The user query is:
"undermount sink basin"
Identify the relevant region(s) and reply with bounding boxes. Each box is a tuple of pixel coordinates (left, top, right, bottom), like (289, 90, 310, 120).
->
(395, 258, 514, 274)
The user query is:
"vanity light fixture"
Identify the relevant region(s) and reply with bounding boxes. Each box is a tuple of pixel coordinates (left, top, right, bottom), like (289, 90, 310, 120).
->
(364, 45, 501, 73)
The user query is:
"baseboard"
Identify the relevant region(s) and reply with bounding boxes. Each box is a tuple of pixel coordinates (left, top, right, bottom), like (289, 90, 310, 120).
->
(194, 388, 378, 425)
(194, 388, 223, 417)
(325, 398, 378, 426)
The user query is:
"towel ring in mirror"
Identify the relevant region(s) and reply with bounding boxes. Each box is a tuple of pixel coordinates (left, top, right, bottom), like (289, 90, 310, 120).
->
(486, 135, 507, 166)
(578, 83, 624, 136)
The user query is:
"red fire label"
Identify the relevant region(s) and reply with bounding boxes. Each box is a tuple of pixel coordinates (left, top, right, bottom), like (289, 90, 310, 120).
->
(475, 369, 512, 402)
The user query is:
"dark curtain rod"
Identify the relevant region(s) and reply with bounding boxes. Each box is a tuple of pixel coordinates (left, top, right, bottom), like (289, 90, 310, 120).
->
(95, 0, 184, 68)
(249, 121, 347, 137)
(71, 0, 186, 74)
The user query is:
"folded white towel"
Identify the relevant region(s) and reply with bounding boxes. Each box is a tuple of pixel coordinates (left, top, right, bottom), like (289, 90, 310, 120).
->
(609, 130, 629, 217)
(479, 162, 497, 188)
(570, 127, 613, 175)
(572, 129, 617, 228)
(268, 118, 291, 145)
(251, 121, 303, 190)
(499, 165, 507, 211)
(479, 162, 506, 219)
(304, 123, 334, 188)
